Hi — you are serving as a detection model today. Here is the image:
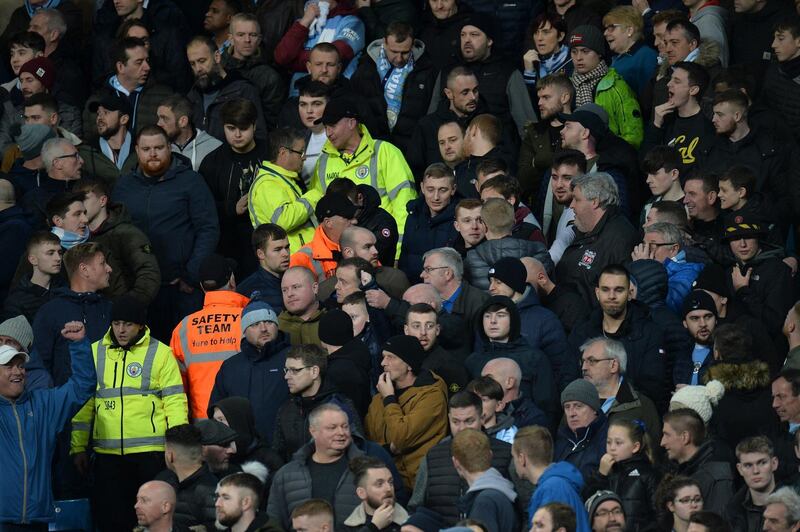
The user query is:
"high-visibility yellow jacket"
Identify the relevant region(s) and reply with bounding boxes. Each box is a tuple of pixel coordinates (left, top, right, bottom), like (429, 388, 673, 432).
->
(248, 161, 323, 251)
(70, 327, 188, 455)
(310, 125, 416, 248)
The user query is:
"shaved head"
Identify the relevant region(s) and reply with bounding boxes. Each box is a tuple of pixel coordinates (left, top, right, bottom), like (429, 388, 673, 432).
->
(520, 257, 545, 284)
(402, 283, 442, 311)
(481, 357, 522, 400)
(135, 480, 176, 528)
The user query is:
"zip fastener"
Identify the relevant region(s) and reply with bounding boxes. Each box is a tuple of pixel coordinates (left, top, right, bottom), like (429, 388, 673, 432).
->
(120, 351, 127, 455)
(150, 402, 156, 433)
(12, 402, 29, 523)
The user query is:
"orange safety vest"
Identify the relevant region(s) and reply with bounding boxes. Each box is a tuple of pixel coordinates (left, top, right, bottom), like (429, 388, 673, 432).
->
(170, 290, 250, 419)
(289, 225, 340, 281)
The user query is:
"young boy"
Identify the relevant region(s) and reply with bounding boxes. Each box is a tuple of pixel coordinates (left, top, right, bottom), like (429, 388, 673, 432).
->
(467, 375, 518, 444)
(4, 231, 63, 322)
(640, 145, 683, 226)
(718, 166, 783, 245)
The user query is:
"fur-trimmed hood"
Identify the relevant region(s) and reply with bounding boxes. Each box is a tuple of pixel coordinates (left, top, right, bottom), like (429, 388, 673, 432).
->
(704, 360, 771, 391)
(657, 39, 721, 77)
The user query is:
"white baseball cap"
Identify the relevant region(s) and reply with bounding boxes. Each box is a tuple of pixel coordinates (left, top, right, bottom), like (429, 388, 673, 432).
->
(0, 345, 30, 365)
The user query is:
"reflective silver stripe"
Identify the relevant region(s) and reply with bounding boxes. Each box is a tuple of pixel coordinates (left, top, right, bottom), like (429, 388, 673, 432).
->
(271, 205, 286, 224)
(296, 247, 325, 280)
(248, 178, 262, 225)
(93, 436, 165, 449)
(369, 140, 382, 192)
(96, 343, 107, 391)
(298, 197, 313, 217)
(95, 387, 161, 399)
(161, 385, 185, 397)
(185, 351, 239, 364)
(140, 340, 159, 391)
(177, 318, 191, 369)
(318, 154, 329, 192)
(387, 180, 412, 201)
(72, 422, 91, 431)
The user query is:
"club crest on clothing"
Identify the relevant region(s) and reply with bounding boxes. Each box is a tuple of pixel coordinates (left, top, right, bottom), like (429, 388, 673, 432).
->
(579, 250, 596, 269)
(356, 165, 369, 179)
(126, 362, 143, 378)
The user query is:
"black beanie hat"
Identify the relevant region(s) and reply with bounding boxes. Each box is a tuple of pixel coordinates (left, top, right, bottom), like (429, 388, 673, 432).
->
(682, 289, 718, 318)
(111, 295, 147, 325)
(382, 335, 426, 374)
(691, 263, 728, 297)
(488, 257, 528, 294)
(318, 309, 354, 346)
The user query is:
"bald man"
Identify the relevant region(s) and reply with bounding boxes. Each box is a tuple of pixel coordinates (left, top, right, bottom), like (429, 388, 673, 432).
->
(1, 178, 34, 299)
(520, 257, 584, 334)
(134, 480, 178, 532)
(482, 357, 549, 429)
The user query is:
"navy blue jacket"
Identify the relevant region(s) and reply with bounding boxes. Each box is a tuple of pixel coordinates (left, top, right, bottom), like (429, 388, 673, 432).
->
(0, 338, 96, 524)
(113, 158, 219, 284)
(554, 412, 609, 482)
(209, 333, 291, 445)
(399, 197, 458, 283)
(32, 288, 112, 386)
(236, 268, 284, 312)
(514, 289, 572, 392)
(0, 204, 33, 300)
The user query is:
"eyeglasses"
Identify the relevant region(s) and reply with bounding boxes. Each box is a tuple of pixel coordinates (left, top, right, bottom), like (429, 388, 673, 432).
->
(581, 357, 614, 366)
(595, 508, 624, 518)
(283, 366, 311, 375)
(55, 152, 80, 161)
(675, 496, 703, 505)
(422, 266, 449, 274)
(282, 146, 306, 157)
(603, 23, 624, 32)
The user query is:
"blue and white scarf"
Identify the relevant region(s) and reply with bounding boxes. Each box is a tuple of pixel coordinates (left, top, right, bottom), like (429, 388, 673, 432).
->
(25, 0, 63, 17)
(51, 227, 89, 249)
(537, 44, 571, 79)
(100, 131, 132, 170)
(376, 45, 414, 131)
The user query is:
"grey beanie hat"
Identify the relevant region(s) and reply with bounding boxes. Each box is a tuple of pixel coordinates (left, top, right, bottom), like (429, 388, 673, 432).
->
(561, 378, 602, 411)
(0, 315, 34, 351)
(585, 490, 624, 520)
(12, 123, 57, 161)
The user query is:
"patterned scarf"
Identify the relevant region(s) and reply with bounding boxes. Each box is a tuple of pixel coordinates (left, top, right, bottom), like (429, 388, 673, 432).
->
(376, 45, 415, 131)
(571, 61, 608, 106)
(538, 44, 572, 79)
(51, 227, 89, 249)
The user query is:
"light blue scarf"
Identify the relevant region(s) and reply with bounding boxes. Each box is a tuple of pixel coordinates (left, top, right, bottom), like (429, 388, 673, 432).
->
(51, 227, 89, 249)
(376, 45, 414, 131)
(25, 0, 63, 17)
(537, 44, 571, 79)
(100, 131, 132, 170)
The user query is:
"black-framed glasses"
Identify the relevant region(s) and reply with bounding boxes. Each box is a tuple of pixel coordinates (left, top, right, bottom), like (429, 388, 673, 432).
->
(603, 23, 624, 32)
(55, 152, 80, 161)
(675, 496, 703, 505)
(581, 357, 614, 366)
(422, 266, 449, 274)
(282, 146, 306, 157)
(283, 366, 311, 375)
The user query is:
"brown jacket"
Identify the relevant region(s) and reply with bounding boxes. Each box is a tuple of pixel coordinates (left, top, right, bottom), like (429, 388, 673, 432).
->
(365, 370, 448, 489)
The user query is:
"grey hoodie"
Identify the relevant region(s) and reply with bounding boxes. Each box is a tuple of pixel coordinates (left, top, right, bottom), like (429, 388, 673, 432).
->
(462, 468, 519, 532)
(691, 5, 729, 67)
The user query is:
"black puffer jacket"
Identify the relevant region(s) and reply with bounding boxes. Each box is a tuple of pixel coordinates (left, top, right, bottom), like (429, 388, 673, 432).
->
(704, 360, 782, 452)
(327, 338, 372, 419)
(157, 465, 218, 529)
(399, 197, 458, 283)
(221, 49, 287, 129)
(760, 59, 800, 148)
(568, 300, 669, 411)
(627, 259, 693, 389)
(350, 39, 438, 152)
(673, 440, 735, 515)
(412, 434, 514, 525)
(584, 453, 660, 531)
(464, 236, 553, 290)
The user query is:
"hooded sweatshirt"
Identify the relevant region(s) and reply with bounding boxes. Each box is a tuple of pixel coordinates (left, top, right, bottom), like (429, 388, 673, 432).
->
(459, 468, 518, 532)
(527, 461, 591, 532)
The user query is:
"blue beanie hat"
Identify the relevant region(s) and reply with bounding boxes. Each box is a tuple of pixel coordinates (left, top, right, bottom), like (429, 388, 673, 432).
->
(241, 298, 278, 335)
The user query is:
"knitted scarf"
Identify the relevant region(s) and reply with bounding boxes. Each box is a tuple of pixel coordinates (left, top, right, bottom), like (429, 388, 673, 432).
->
(376, 45, 415, 131)
(571, 61, 608, 106)
(538, 44, 572, 78)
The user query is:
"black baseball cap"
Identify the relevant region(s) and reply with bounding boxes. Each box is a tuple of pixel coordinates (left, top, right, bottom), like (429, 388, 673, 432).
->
(198, 254, 237, 288)
(89, 92, 133, 117)
(315, 193, 358, 220)
(557, 109, 608, 138)
(315, 97, 360, 125)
